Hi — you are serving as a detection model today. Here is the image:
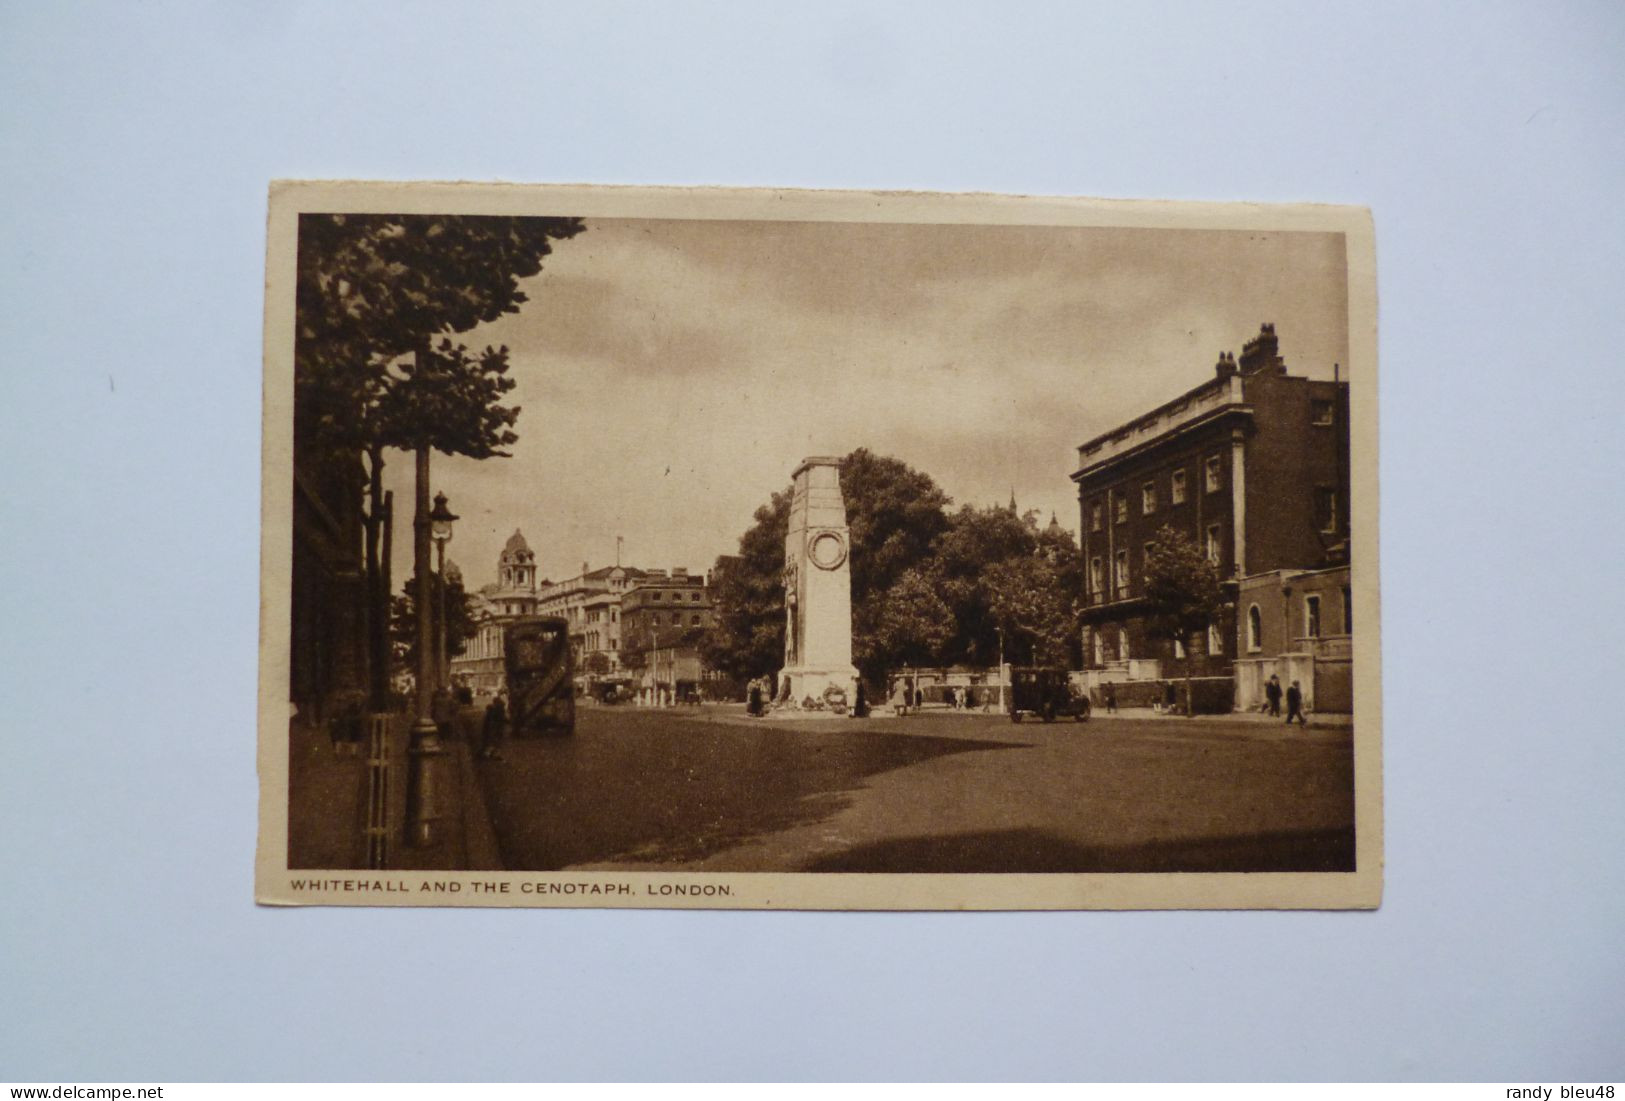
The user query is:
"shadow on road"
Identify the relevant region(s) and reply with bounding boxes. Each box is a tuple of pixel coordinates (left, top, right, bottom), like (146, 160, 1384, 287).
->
(802, 825, 1356, 873)
(478, 711, 1024, 870)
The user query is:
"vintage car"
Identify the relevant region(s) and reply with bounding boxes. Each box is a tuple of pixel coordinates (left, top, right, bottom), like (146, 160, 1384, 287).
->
(1009, 667, 1091, 723)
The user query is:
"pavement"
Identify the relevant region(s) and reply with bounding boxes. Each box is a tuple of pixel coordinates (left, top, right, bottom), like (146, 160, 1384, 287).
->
(475, 704, 1356, 875)
(286, 706, 502, 873)
(289, 700, 1356, 874)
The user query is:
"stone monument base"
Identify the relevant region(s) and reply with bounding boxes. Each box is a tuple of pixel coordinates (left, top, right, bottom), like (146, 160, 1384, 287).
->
(775, 664, 861, 713)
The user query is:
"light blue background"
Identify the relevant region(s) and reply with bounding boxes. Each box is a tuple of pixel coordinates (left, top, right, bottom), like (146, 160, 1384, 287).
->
(3, 0, 1622, 1082)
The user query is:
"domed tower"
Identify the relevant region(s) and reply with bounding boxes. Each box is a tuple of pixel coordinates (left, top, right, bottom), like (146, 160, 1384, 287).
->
(495, 529, 540, 617)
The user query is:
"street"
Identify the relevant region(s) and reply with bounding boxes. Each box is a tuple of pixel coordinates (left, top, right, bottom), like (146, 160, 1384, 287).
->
(475, 705, 1356, 874)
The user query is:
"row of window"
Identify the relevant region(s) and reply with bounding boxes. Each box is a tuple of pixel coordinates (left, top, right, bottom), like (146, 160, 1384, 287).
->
(1242, 587, 1351, 650)
(1088, 526, 1225, 600)
(1083, 623, 1225, 664)
(1091, 456, 1224, 531)
(629, 612, 708, 628)
(641, 589, 704, 603)
(1083, 584, 1351, 667)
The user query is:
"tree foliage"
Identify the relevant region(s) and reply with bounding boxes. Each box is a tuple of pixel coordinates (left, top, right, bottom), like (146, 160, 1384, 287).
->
(1142, 525, 1224, 644)
(703, 451, 1085, 684)
(389, 574, 476, 676)
(985, 554, 1077, 668)
(293, 212, 586, 457)
(700, 492, 792, 684)
(870, 567, 957, 672)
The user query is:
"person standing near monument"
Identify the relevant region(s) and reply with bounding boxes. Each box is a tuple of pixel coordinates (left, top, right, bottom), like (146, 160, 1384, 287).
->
(1266, 674, 1283, 716)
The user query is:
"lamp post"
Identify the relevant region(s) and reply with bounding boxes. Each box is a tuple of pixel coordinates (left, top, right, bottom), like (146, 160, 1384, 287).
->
(430, 492, 458, 690)
(995, 626, 1006, 712)
(405, 445, 445, 849)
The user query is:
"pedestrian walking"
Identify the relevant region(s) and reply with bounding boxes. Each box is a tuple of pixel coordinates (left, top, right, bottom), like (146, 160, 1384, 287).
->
(1265, 674, 1283, 717)
(914, 685, 925, 711)
(1104, 682, 1117, 714)
(1285, 680, 1307, 726)
(431, 684, 458, 742)
(480, 691, 507, 760)
(746, 679, 764, 717)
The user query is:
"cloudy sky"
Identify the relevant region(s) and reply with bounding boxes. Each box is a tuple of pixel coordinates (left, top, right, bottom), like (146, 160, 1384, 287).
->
(381, 216, 1349, 590)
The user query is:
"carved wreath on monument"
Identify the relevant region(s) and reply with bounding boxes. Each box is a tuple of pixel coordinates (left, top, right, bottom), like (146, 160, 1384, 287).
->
(807, 530, 848, 571)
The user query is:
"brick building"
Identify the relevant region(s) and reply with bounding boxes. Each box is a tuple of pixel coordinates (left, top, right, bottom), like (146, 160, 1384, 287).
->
(1072, 323, 1350, 693)
(618, 569, 716, 704)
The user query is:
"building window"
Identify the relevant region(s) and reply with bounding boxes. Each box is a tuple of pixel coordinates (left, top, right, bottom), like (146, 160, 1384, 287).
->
(1247, 604, 1262, 652)
(1206, 524, 1221, 566)
(1089, 556, 1104, 598)
(1315, 487, 1339, 534)
(1114, 493, 1128, 524)
(1114, 550, 1130, 596)
(1205, 455, 1222, 493)
(1090, 501, 1103, 532)
(1306, 594, 1322, 639)
(1208, 622, 1223, 655)
(1311, 399, 1335, 426)
(1092, 630, 1104, 666)
(1118, 628, 1130, 661)
(1173, 637, 1185, 659)
(1171, 469, 1187, 504)
(690, 592, 700, 602)
(1342, 585, 1352, 634)
(1141, 481, 1157, 514)
(690, 614, 701, 626)
(652, 591, 662, 601)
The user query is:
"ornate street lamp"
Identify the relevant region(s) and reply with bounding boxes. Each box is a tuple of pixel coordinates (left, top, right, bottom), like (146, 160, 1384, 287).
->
(405, 455, 450, 849)
(430, 492, 458, 690)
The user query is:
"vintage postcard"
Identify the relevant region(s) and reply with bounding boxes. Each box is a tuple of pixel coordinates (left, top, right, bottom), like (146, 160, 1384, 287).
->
(257, 181, 1380, 909)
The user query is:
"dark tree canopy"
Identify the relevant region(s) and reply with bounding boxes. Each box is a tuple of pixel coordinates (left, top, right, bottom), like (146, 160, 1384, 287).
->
(700, 493, 792, 684)
(870, 567, 956, 672)
(293, 213, 586, 456)
(1142, 525, 1224, 644)
(985, 553, 1077, 668)
(703, 450, 1086, 685)
(389, 574, 476, 677)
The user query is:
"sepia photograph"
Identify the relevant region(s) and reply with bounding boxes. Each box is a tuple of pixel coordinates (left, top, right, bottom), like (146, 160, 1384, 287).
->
(258, 182, 1380, 909)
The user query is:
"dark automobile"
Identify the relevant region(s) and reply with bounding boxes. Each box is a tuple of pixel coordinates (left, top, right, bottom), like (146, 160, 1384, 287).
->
(1009, 667, 1091, 723)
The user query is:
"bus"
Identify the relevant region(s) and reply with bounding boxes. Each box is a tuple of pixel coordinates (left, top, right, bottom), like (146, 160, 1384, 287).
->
(502, 616, 575, 736)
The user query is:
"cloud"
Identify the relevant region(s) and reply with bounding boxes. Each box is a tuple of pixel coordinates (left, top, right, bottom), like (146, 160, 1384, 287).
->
(383, 218, 1350, 589)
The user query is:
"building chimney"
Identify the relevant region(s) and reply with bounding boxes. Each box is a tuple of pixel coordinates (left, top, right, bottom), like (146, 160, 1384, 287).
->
(1238, 322, 1283, 375)
(1214, 351, 1237, 379)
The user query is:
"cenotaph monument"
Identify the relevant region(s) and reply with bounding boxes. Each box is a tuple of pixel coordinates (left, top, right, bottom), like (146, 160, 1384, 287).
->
(777, 456, 860, 709)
